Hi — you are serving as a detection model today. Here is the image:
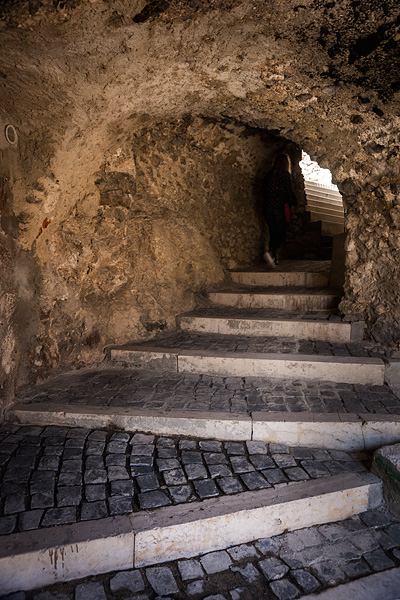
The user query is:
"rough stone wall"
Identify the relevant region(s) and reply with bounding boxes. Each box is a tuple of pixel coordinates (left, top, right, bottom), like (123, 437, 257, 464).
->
(0, 0, 399, 408)
(31, 117, 282, 377)
(0, 112, 285, 413)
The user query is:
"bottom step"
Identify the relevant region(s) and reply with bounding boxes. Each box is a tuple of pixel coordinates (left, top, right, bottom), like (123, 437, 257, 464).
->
(0, 472, 381, 593)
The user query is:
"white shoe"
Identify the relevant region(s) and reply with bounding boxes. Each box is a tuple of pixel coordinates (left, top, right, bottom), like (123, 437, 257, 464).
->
(264, 251, 276, 269)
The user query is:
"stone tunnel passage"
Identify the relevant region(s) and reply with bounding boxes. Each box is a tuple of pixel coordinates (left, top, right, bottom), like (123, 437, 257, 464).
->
(0, 0, 399, 415)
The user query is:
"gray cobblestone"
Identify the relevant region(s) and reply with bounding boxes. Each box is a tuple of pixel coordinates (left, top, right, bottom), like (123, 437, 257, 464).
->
(227, 544, 259, 561)
(185, 463, 208, 479)
(194, 478, 219, 498)
(364, 548, 396, 571)
(80, 501, 107, 520)
(217, 477, 244, 494)
(291, 569, 319, 593)
(109, 569, 144, 593)
(269, 578, 300, 600)
(136, 474, 160, 491)
(42, 507, 76, 527)
(169, 485, 193, 503)
(108, 496, 133, 515)
(57, 486, 82, 507)
(201, 550, 232, 574)
(313, 561, 346, 585)
(19, 509, 43, 531)
(231, 563, 260, 583)
(259, 556, 289, 581)
(240, 471, 270, 490)
(75, 581, 106, 600)
(178, 559, 204, 581)
(0, 515, 16, 535)
(138, 490, 171, 509)
(85, 484, 106, 501)
(146, 566, 179, 595)
(163, 468, 187, 486)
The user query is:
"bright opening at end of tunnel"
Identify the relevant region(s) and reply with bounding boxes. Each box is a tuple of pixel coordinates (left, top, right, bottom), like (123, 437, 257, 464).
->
(300, 151, 339, 192)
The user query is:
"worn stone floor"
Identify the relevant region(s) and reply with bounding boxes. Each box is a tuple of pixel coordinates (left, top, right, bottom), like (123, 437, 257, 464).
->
(1, 509, 400, 600)
(0, 424, 367, 538)
(17, 369, 400, 415)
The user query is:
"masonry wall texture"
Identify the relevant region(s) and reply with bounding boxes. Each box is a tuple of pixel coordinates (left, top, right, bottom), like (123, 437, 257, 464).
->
(0, 0, 399, 414)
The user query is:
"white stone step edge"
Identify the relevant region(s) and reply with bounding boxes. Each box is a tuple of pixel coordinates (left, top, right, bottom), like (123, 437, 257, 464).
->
(307, 195, 344, 208)
(179, 315, 364, 343)
(307, 203, 345, 217)
(306, 194, 344, 207)
(9, 404, 400, 451)
(229, 271, 330, 288)
(109, 347, 385, 385)
(0, 472, 381, 594)
(207, 291, 340, 310)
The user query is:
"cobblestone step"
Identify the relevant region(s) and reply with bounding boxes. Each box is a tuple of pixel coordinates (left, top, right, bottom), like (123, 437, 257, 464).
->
(229, 270, 330, 288)
(12, 368, 400, 450)
(0, 426, 382, 593)
(207, 288, 341, 311)
(179, 312, 362, 343)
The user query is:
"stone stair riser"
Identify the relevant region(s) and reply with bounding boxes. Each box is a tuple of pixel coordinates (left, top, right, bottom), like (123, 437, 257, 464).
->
(179, 316, 354, 343)
(229, 272, 329, 287)
(109, 349, 385, 385)
(0, 474, 381, 593)
(178, 354, 384, 385)
(207, 292, 340, 311)
(10, 405, 400, 451)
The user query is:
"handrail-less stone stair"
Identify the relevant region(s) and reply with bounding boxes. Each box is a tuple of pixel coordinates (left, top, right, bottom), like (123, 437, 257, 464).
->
(305, 179, 345, 234)
(4, 259, 400, 594)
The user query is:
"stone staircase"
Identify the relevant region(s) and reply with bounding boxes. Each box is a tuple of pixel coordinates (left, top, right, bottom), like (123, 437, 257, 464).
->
(108, 260, 383, 387)
(2, 259, 400, 595)
(305, 180, 345, 236)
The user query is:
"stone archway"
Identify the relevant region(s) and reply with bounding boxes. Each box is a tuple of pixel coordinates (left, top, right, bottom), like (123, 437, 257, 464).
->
(0, 0, 399, 412)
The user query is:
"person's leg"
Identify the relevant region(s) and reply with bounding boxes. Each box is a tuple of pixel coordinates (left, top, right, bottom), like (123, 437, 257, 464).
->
(274, 209, 286, 257)
(265, 212, 279, 256)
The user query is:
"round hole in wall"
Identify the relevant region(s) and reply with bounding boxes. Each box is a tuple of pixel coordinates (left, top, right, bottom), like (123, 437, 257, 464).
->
(5, 124, 18, 145)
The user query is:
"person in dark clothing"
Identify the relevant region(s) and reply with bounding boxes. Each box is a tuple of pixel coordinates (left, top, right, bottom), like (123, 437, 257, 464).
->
(262, 153, 297, 268)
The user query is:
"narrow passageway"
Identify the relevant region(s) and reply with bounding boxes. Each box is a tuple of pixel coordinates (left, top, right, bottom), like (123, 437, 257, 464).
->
(1, 0, 400, 597)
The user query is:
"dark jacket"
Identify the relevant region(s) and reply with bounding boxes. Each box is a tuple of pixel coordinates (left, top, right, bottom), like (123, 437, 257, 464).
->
(262, 170, 297, 216)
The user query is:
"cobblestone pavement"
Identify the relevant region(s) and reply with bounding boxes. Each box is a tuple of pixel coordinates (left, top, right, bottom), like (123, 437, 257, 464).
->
(181, 306, 345, 322)
(19, 369, 400, 415)
(0, 424, 367, 537)
(123, 331, 389, 358)
(2, 509, 400, 599)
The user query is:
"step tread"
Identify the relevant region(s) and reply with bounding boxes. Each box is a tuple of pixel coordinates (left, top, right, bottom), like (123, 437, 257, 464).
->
(110, 331, 385, 360)
(15, 368, 400, 416)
